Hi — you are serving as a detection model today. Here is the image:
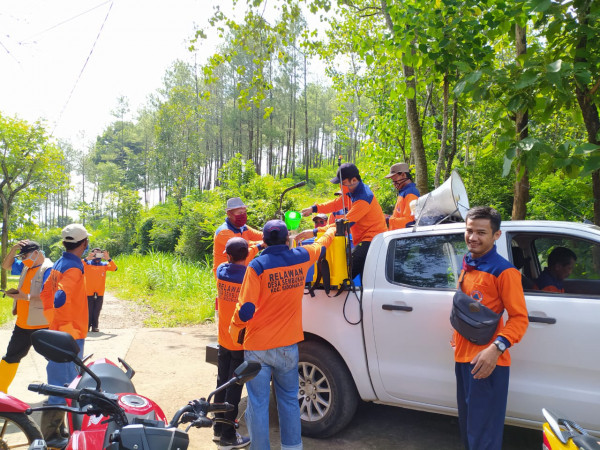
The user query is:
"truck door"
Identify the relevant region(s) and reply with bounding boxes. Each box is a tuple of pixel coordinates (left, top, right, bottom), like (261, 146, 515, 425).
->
(366, 231, 467, 407)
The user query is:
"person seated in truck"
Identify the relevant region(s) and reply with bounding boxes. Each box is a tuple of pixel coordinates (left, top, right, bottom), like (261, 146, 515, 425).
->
(385, 162, 420, 230)
(298, 163, 387, 279)
(534, 246, 577, 293)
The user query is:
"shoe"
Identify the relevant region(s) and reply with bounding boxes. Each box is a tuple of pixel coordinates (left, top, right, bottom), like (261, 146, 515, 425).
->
(219, 432, 250, 450)
(212, 430, 221, 443)
(92, 328, 99, 332)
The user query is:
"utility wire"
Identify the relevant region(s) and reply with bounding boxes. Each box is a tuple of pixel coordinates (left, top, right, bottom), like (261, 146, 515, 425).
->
(19, 0, 112, 44)
(51, 1, 114, 137)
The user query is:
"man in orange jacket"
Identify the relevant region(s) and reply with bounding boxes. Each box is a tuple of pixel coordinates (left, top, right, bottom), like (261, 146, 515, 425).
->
(0, 240, 52, 393)
(213, 237, 252, 449)
(40, 223, 91, 447)
(299, 163, 387, 279)
(230, 220, 336, 450)
(212, 197, 263, 278)
(453, 207, 528, 450)
(83, 248, 117, 332)
(385, 162, 420, 230)
(534, 246, 577, 293)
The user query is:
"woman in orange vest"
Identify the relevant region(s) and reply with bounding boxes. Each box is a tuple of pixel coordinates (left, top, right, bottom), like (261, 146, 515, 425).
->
(83, 248, 117, 332)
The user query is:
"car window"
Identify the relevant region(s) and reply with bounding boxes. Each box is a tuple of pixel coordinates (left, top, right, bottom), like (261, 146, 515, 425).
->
(510, 233, 600, 297)
(386, 233, 467, 288)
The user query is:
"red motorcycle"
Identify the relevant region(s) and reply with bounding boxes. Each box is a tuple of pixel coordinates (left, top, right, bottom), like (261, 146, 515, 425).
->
(0, 392, 43, 448)
(26, 329, 259, 450)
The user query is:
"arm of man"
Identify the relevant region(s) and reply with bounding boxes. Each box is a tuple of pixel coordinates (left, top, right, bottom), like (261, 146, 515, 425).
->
(302, 196, 345, 216)
(246, 226, 263, 242)
(303, 227, 336, 264)
(106, 259, 118, 272)
(470, 268, 529, 379)
(2, 241, 25, 271)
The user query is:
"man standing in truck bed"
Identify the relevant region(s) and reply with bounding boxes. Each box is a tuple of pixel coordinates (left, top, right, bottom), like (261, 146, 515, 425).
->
(298, 163, 387, 279)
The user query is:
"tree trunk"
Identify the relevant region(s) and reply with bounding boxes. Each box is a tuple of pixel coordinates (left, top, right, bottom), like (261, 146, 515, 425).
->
(512, 23, 529, 220)
(381, 0, 428, 194)
(445, 96, 459, 180)
(434, 73, 450, 187)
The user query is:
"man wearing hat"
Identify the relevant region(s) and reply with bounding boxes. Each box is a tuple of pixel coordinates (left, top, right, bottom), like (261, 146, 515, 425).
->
(312, 213, 328, 228)
(212, 237, 254, 449)
(230, 220, 336, 450)
(212, 197, 263, 277)
(299, 163, 387, 279)
(0, 240, 53, 393)
(39, 223, 91, 447)
(385, 162, 420, 230)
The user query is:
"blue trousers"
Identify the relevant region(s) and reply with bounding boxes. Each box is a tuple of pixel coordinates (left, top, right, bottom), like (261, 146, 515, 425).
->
(46, 338, 84, 405)
(455, 362, 510, 450)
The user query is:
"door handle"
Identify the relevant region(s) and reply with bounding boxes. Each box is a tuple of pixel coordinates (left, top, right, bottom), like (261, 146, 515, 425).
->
(528, 315, 556, 324)
(382, 304, 413, 312)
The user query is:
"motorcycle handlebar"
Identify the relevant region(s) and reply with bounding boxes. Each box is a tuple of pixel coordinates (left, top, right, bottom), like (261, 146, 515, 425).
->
(28, 383, 80, 400)
(207, 402, 234, 413)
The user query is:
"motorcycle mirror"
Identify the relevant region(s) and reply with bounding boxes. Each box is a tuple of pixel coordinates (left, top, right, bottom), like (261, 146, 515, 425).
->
(32, 329, 103, 391)
(542, 408, 569, 445)
(32, 329, 80, 363)
(233, 361, 262, 385)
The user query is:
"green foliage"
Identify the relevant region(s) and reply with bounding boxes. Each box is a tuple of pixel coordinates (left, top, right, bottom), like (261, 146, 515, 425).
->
(104, 252, 216, 326)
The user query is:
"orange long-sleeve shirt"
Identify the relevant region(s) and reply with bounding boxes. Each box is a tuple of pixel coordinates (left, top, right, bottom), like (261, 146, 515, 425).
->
(216, 262, 247, 351)
(213, 219, 263, 277)
(41, 252, 88, 340)
(83, 259, 117, 296)
(230, 228, 336, 351)
(314, 182, 387, 245)
(388, 182, 420, 230)
(453, 247, 529, 366)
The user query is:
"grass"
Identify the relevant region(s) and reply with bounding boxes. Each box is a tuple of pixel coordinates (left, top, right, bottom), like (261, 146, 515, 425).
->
(0, 276, 20, 325)
(105, 252, 217, 327)
(1, 254, 216, 328)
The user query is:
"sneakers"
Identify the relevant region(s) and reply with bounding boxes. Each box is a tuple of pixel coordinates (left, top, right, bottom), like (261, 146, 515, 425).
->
(218, 432, 250, 450)
(212, 430, 221, 443)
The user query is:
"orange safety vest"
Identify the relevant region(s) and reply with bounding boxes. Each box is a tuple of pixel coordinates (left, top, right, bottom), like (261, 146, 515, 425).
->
(83, 259, 117, 296)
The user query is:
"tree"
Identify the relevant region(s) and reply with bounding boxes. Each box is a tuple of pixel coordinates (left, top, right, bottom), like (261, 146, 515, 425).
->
(0, 113, 67, 287)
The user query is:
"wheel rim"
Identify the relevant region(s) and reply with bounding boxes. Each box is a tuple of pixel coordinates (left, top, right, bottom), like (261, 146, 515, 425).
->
(298, 361, 331, 422)
(0, 416, 33, 450)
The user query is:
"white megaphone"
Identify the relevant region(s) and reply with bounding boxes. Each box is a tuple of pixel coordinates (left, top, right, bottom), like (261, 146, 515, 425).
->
(410, 170, 470, 226)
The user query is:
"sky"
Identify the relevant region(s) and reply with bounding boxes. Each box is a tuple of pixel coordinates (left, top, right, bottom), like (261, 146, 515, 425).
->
(0, 0, 224, 149)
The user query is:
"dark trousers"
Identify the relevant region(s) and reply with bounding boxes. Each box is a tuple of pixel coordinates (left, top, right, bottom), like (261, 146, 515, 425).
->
(87, 295, 104, 329)
(213, 345, 245, 439)
(2, 325, 45, 363)
(351, 241, 371, 280)
(455, 362, 510, 450)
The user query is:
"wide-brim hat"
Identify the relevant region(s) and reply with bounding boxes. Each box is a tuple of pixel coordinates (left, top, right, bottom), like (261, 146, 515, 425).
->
(226, 197, 247, 211)
(385, 163, 410, 178)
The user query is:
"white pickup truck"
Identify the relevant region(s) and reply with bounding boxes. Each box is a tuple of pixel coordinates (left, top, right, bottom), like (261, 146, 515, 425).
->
(297, 220, 600, 438)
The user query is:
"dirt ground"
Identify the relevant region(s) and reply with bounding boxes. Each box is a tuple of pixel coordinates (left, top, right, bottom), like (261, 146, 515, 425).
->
(2, 292, 541, 449)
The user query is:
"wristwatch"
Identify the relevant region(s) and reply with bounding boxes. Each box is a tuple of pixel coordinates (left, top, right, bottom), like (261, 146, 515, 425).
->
(493, 339, 507, 353)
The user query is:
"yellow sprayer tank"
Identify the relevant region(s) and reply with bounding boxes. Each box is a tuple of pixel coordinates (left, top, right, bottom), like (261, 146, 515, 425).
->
(307, 231, 349, 289)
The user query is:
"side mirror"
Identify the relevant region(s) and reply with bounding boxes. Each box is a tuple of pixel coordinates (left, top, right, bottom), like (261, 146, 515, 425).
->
(233, 361, 261, 385)
(32, 330, 80, 363)
(542, 408, 569, 444)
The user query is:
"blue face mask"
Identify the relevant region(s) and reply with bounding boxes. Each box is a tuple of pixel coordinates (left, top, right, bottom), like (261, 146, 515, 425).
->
(82, 244, 89, 257)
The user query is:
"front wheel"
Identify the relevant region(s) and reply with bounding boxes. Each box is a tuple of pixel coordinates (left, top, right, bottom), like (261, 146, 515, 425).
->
(0, 412, 43, 449)
(298, 341, 358, 438)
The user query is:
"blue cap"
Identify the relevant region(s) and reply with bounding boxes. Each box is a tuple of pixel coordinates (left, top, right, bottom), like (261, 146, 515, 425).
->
(263, 219, 288, 243)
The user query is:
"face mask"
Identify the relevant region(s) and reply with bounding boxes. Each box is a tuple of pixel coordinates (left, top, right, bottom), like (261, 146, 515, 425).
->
(82, 244, 89, 257)
(22, 251, 37, 268)
(232, 213, 247, 228)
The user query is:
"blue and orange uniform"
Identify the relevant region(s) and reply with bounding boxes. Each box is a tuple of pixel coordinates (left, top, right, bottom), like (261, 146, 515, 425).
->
(311, 182, 386, 246)
(534, 268, 564, 293)
(388, 181, 420, 230)
(453, 246, 529, 450)
(230, 228, 335, 351)
(214, 261, 248, 441)
(84, 258, 117, 330)
(327, 194, 352, 226)
(41, 251, 88, 405)
(212, 219, 263, 277)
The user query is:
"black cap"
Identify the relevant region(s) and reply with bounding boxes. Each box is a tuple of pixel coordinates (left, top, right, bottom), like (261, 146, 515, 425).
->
(18, 240, 41, 255)
(263, 219, 289, 244)
(224, 237, 249, 261)
(331, 163, 360, 184)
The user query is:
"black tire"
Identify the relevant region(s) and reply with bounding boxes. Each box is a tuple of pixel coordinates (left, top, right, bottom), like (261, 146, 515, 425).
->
(0, 412, 43, 449)
(298, 340, 358, 438)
